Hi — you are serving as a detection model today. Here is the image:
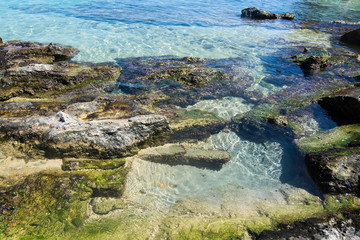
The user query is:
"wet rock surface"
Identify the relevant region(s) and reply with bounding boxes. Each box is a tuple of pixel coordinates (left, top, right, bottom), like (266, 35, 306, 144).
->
(257, 210, 360, 240)
(305, 148, 360, 195)
(137, 143, 231, 170)
(241, 7, 295, 20)
(0, 40, 121, 100)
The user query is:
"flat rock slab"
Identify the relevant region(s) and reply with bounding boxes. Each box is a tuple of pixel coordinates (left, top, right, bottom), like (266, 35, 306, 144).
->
(138, 143, 231, 170)
(0, 112, 169, 159)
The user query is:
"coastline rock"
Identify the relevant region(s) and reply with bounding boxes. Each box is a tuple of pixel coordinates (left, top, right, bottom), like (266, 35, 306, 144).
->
(0, 112, 169, 158)
(0, 37, 2, 44)
(0, 40, 78, 69)
(257, 210, 360, 239)
(0, 40, 121, 101)
(341, 28, 360, 46)
(241, 7, 294, 20)
(137, 143, 231, 170)
(0, 63, 121, 100)
(319, 87, 360, 125)
(305, 148, 360, 195)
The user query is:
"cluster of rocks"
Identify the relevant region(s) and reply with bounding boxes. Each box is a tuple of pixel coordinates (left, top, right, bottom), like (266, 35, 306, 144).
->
(241, 7, 295, 20)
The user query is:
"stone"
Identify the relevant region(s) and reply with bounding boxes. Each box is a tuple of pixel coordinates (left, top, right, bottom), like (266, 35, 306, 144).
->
(0, 112, 169, 159)
(292, 50, 331, 75)
(319, 86, 360, 125)
(279, 13, 295, 20)
(305, 148, 360, 195)
(0, 37, 2, 44)
(341, 28, 360, 46)
(241, 7, 278, 20)
(137, 143, 231, 170)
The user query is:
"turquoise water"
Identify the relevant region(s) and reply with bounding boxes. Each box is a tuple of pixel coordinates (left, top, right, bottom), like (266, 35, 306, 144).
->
(1, 0, 360, 227)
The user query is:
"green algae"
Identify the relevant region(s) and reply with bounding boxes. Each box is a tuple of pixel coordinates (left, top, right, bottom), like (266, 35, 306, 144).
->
(296, 124, 360, 153)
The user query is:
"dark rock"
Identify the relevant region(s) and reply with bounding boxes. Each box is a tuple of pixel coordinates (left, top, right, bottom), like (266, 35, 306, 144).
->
(341, 28, 360, 46)
(319, 87, 360, 125)
(279, 13, 295, 20)
(138, 144, 231, 170)
(241, 7, 278, 20)
(0, 37, 2, 44)
(257, 210, 360, 239)
(145, 67, 226, 88)
(241, 7, 295, 20)
(292, 50, 331, 75)
(305, 148, 360, 195)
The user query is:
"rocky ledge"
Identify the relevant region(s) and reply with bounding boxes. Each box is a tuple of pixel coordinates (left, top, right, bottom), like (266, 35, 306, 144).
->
(0, 40, 121, 100)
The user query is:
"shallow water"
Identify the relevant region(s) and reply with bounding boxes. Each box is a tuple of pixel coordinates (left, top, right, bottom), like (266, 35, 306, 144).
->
(1, 0, 360, 236)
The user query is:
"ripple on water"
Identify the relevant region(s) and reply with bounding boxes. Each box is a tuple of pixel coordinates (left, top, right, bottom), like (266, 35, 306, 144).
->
(185, 96, 254, 120)
(124, 131, 284, 211)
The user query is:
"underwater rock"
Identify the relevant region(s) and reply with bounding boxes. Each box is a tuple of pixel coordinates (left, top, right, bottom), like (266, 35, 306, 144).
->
(319, 86, 360, 125)
(0, 112, 169, 158)
(341, 28, 360, 47)
(137, 143, 231, 170)
(145, 67, 226, 88)
(241, 7, 294, 20)
(305, 148, 360, 195)
(257, 210, 360, 239)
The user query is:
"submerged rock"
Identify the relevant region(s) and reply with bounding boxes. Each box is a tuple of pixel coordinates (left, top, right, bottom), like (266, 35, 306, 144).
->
(319, 86, 360, 125)
(241, 7, 294, 20)
(305, 148, 360, 195)
(341, 28, 360, 47)
(137, 143, 231, 170)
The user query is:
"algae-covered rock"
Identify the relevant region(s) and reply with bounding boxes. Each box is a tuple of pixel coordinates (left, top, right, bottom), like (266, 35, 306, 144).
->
(319, 86, 360, 125)
(145, 67, 226, 88)
(138, 143, 231, 170)
(305, 148, 360, 195)
(0, 112, 169, 158)
(0, 40, 78, 69)
(258, 209, 360, 239)
(341, 28, 360, 47)
(0, 63, 121, 100)
(0, 40, 121, 101)
(292, 49, 332, 75)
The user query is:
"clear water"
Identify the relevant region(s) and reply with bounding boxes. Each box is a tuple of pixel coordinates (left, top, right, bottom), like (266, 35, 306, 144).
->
(1, 0, 359, 229)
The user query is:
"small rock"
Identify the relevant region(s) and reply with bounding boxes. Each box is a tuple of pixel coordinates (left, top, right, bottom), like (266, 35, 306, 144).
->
(241, 7, 277, 20)
(279, 13, 295, 20)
